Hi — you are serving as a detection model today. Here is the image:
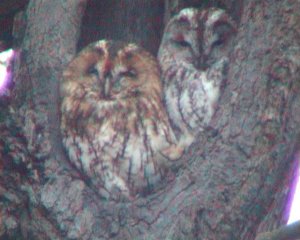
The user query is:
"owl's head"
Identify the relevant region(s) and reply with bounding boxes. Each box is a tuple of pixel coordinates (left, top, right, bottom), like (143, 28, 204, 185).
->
(158, 7, 236, 69)
(62, 40, 162, 101)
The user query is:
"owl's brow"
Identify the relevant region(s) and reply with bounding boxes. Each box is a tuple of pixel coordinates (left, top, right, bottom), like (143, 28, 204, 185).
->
(175, 16, 192, 27)
(177, 15, 190, 23)
(94, 47, 104, 55)
(124, 52, 134, 60)
(175, 15, 199, 30)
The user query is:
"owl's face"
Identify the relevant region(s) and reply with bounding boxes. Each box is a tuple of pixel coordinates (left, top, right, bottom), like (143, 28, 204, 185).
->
(159, 8, 236, 69)
(63, 40, 162, 102)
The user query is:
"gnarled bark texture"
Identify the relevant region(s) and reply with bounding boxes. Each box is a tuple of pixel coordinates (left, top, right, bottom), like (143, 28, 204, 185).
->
(0, 0, 299, 239)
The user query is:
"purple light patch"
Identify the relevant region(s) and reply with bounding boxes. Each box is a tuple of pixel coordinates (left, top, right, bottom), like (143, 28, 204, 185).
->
(288, 153, 300, 224)
(0, 49, 14, 94)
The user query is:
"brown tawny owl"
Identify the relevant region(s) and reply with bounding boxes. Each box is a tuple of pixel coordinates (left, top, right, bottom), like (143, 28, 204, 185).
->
(158, 8, 236, 137)
(60, 40, 186, 200)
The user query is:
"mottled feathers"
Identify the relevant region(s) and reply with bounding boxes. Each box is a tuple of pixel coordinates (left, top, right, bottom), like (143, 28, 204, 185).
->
(158, 7, 236, 136)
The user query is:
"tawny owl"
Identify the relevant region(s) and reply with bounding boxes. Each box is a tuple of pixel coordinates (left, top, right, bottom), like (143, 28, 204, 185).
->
(158, 8, 236, 137)
(60, 40, 186, 200)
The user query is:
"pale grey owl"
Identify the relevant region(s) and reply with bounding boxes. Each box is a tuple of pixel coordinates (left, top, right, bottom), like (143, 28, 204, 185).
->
(158, 8, 236, 136)
(60, 40, 186, 200)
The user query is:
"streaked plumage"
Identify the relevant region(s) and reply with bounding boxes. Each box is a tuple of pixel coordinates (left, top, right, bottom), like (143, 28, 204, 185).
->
(60, 40, 185, 199)
(158, 8, 236, 136)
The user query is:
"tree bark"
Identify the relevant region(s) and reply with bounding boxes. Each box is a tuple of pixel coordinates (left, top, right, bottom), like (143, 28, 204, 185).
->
(0, 0, 300, 239)
(78, 0, 165, 55)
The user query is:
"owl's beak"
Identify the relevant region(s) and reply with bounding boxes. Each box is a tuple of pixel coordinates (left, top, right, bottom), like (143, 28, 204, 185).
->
(189, 34, 203, 68)
(192, 44, 200, 59)
(103, 60, 112, 98)
(192, 46, 205, 69)
(103, 73, 111, 98)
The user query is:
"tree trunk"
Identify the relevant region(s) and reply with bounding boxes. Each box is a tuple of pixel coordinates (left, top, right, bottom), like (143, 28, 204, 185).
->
(78, 0, 165, 55)
(1, 0, 300, 239)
